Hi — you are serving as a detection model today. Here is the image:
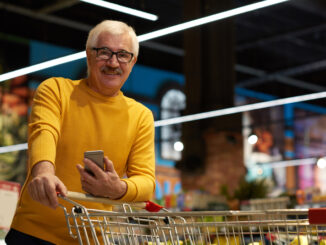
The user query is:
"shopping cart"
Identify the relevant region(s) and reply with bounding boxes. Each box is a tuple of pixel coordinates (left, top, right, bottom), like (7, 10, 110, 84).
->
(59, 192, 326, 245)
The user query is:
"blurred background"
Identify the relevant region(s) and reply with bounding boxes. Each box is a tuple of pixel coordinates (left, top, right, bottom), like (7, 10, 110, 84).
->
(1, 0, 326, 229)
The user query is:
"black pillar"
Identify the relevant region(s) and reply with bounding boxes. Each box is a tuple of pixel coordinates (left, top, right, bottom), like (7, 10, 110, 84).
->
(179, 0, 241, 173)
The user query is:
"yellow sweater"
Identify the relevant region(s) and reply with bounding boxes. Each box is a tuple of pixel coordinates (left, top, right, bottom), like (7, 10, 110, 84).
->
(11, 77, 156, 244)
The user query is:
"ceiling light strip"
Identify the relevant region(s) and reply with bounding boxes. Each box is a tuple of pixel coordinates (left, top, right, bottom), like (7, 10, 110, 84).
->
(0, 51, 86, 82)
(138, 0, 289, 42)
(80, 0, 158, 21)
(154, 91, 326, 127)
(0, 0, 288, 83)
(2, 91, 326, 154)
(256, 157, 317, 169)
(0, 143, 28, 153)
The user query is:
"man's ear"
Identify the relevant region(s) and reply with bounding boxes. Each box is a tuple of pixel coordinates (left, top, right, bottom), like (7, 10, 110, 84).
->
(132, 56, 137, 65)
(86, 48, 92, 63)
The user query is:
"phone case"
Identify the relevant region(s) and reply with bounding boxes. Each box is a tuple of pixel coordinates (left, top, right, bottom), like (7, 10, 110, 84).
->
(84, 150, 104, 172)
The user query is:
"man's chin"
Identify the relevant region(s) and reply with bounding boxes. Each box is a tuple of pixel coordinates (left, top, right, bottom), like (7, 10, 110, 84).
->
(102, 78, 120, 85)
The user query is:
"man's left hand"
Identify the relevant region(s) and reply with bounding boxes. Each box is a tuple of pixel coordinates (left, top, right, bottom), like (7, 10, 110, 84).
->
(76, 156, 127, 199)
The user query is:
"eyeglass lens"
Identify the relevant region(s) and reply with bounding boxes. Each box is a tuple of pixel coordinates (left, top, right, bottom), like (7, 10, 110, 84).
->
(97, 49, 132, 63)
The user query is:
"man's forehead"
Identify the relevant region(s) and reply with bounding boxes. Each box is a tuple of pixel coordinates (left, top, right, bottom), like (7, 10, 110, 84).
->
(97, 32, 132, 49)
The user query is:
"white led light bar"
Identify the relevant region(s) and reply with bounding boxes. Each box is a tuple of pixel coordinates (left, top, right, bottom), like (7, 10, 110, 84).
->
(80, 0, 158, 21)
(256, 157, 317, 169)
(138, 0, 289, 42)
(0, 51, 86, 83)
(0, 143, 28, 153)
(2, 90, 326, 153)
(0, 0, 289, 83)
(154, 91, 326, 127)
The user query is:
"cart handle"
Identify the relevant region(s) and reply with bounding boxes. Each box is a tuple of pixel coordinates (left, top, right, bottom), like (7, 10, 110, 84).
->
(308, 208, 326, 224)
(62, 191, 164, 212)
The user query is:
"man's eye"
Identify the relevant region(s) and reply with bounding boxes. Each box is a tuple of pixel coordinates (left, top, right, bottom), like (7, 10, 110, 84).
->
(99, 50, 111, 56)
(118, 53, 129, 58)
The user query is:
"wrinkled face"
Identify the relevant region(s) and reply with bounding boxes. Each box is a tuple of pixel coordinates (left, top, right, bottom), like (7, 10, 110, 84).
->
(86, 32, 137, 97)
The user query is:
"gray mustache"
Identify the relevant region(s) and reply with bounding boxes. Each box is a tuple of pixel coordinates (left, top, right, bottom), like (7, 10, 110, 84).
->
(101, 67, 122, 75)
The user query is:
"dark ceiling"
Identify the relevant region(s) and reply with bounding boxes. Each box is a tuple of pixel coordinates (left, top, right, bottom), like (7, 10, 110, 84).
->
(1, 0, 326, 105)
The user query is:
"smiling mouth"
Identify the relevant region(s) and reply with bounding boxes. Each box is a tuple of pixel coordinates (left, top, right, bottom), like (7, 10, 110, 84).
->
(103, 72, 120, 75)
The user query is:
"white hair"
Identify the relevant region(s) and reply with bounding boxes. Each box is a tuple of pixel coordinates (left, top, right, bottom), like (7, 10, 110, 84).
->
(86, 20, 139, 57)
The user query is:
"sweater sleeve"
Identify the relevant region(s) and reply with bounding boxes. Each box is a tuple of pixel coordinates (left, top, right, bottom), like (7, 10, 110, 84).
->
(118, 108, 156, 202)
(28, 78, 62, 171)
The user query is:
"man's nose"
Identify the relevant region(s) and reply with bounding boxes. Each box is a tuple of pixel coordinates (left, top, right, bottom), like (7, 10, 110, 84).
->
(106, 54, 119, 66)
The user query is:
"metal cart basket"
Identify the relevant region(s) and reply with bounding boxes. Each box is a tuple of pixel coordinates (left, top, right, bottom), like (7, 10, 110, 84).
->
(59, 192, 326, 245)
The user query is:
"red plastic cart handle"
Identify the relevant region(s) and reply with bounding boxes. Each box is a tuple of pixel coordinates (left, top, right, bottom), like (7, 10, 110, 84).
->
(145, 201, 164, 212)
(309, 208, 326, 224)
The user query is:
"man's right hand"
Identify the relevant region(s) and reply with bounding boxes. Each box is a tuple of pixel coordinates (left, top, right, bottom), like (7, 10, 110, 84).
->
(27, 161, 67, 209)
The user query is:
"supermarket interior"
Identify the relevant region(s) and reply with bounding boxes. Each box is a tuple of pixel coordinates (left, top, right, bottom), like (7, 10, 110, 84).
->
(1, 0, 326, 243)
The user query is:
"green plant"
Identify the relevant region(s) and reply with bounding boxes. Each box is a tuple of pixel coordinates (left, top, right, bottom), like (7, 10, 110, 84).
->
(233, 178, 269, 201)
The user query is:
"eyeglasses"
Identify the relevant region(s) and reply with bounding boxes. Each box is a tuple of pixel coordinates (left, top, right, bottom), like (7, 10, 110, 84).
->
(92, 47, 134, 63)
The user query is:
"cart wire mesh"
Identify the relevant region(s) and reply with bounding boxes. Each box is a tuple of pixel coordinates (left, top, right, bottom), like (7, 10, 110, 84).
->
(59, 192, 326, 245)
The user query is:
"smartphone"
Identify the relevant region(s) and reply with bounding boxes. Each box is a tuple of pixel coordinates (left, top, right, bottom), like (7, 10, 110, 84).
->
(84, 150, 104, 175)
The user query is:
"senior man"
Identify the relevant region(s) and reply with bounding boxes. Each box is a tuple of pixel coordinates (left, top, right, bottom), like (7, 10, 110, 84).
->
(6, 20, 155, 245)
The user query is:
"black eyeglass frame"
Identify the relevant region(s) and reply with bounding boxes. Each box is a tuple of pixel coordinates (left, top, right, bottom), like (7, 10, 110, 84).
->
(91, 47, 134, 63)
